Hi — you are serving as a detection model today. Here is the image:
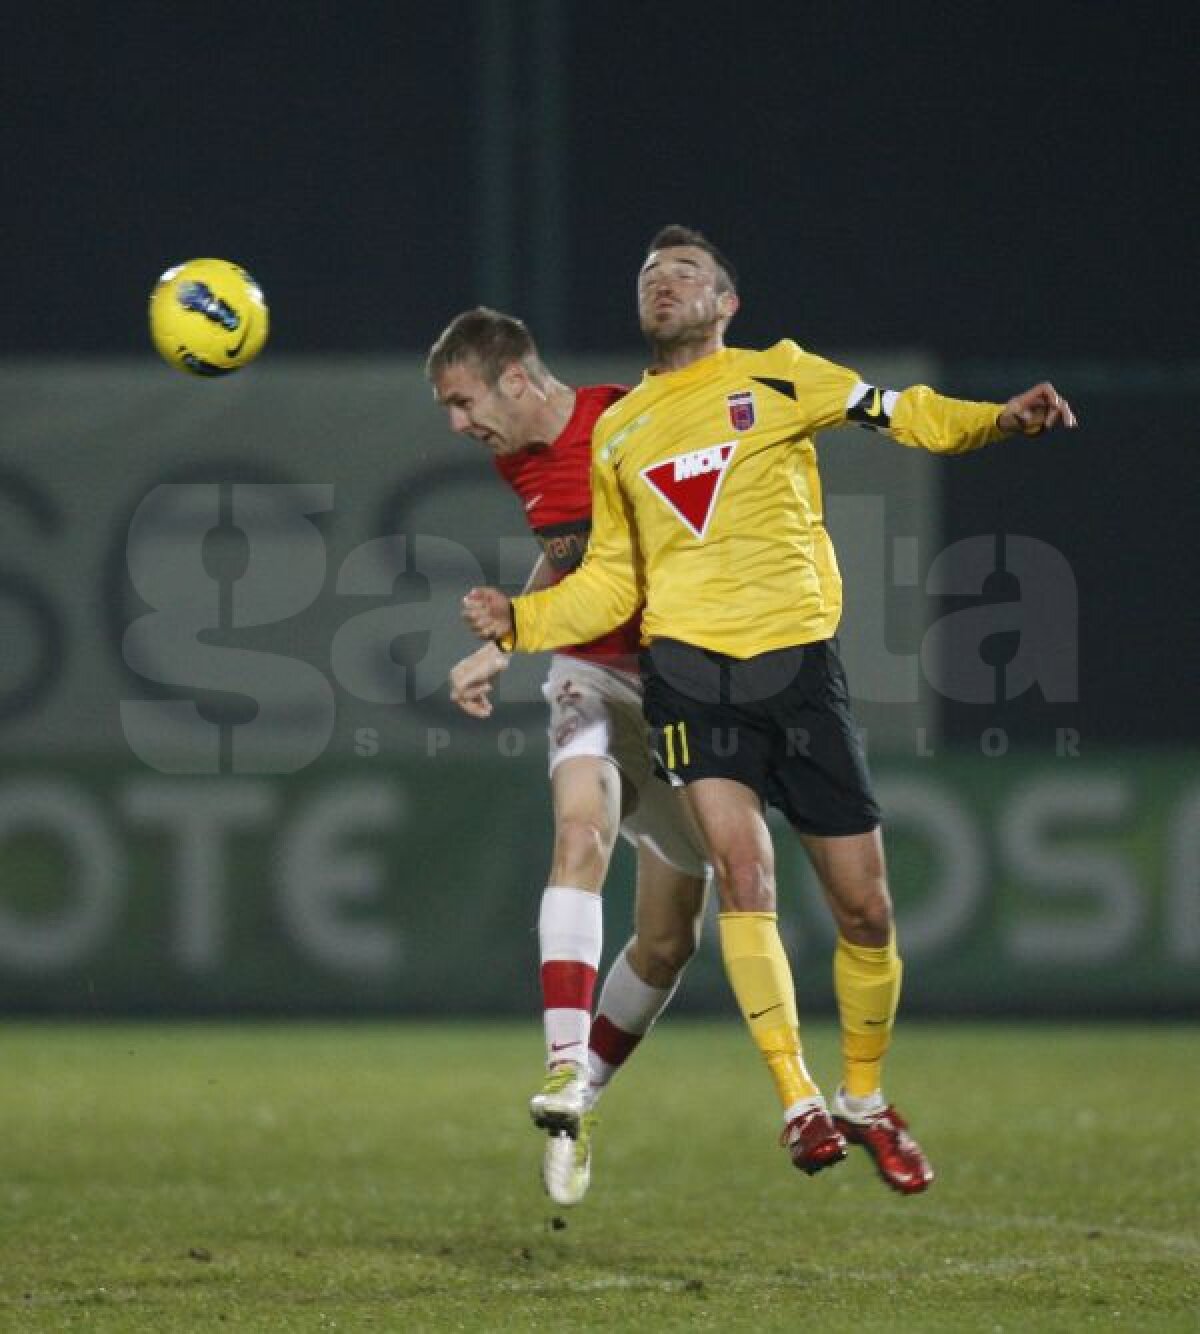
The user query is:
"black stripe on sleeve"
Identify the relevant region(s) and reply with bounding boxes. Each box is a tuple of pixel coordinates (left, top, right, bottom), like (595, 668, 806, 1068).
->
(751, 376, 798, 401)
(846, 384, 892, 430)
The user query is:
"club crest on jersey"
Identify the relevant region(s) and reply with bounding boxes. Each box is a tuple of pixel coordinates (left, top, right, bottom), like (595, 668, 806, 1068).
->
(640, 442, 737, 540)
(726, 390, 756, 432)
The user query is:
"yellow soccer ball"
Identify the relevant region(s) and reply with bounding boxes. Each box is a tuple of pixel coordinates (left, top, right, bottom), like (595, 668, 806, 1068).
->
(148, 258, 269, 375)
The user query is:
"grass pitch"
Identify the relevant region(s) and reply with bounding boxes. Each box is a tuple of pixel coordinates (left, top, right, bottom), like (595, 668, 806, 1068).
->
(3, 1021, 1198, 1331)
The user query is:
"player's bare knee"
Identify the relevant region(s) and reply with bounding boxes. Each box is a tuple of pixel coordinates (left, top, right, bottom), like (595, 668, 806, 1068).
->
(836, 881, 893, 943)
(712, 851, 775, 913)
(551, 817, 615, 884)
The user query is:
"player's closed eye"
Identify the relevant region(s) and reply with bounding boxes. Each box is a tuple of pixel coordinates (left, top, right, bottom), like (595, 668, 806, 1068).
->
(640, 262, 703, 287)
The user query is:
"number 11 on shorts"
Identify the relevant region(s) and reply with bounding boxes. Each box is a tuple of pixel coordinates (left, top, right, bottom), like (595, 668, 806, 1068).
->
(662, 720, 690, 771)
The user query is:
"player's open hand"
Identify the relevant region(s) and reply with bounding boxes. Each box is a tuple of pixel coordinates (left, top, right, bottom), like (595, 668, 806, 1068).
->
(997, 382, 1078, 436)
(449, 641, 511, 719)
(462, 586, 515, 641)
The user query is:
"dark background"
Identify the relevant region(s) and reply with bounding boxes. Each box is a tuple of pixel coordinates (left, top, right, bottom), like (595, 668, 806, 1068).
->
(6, 2, 1195, 359)
(4, 1, 1197, 743)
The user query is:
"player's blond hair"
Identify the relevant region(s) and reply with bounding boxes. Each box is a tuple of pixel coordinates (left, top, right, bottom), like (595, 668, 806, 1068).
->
(425, 307, 548, 387)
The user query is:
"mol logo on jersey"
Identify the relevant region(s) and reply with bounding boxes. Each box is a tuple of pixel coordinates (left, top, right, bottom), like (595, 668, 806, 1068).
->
(640, 442, 737, 539)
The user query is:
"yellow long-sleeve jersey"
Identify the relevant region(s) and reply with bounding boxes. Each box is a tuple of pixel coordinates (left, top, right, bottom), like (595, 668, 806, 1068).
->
(512, 340, 1007, 659)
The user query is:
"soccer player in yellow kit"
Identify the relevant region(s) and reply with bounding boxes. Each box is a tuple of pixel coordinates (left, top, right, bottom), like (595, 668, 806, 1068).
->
(463, 224, 1077, 1193)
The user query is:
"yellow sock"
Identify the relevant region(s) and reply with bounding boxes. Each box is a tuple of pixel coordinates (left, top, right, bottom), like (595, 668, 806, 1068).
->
(718, 912, 819, 1109)
(834, 933, 903, 1098)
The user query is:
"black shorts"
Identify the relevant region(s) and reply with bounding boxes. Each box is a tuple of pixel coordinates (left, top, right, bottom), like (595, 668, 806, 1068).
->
(640, 638, 881, 837)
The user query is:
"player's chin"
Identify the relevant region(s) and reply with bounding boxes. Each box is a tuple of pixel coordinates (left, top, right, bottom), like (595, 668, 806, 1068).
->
(639, 310, 675, 335)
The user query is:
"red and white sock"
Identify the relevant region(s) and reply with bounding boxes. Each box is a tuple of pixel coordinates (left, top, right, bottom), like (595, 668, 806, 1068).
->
(587, 943, 679, 1103)
(538, 886, 603, 1069)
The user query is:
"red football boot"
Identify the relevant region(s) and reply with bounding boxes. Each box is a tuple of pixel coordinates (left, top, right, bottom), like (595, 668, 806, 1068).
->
(781, 1105, 848, 1176)
(833, 1105, 934, 1195)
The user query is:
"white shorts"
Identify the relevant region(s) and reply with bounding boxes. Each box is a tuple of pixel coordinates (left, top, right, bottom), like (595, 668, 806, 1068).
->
(542, 654, 708, 878)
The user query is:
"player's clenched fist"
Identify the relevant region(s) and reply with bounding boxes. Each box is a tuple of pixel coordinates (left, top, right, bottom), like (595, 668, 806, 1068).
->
(462, 586, 515, 641)
(449, 641, 510, 719)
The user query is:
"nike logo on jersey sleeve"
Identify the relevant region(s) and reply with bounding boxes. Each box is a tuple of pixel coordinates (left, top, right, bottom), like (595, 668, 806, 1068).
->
(846, 382, 899, 430)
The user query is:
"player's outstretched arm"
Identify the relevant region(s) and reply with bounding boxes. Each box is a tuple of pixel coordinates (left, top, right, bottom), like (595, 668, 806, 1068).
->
(876, 377, 1078, 454)
(996, 381, 1078, 436)
(448, 639, 511, 719)
(797, 347, 1077, 451)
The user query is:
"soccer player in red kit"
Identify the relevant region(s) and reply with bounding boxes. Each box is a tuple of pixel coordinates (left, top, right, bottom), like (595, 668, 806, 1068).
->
(426, 307, 710, 1206)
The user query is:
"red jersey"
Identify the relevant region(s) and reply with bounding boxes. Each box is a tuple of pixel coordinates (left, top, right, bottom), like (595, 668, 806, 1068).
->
(494, 384, 641, 672)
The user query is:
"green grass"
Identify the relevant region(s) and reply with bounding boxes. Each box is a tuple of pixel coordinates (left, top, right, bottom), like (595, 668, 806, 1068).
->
(2, 1022, 1197, 1331)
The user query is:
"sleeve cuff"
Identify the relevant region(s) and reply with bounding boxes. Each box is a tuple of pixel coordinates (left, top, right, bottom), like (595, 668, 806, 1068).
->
(497, 598, 519, 653)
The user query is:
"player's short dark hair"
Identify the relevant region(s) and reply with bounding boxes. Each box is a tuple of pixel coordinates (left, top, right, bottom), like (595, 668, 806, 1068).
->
(645, 224, 738, 294)
(425, 307, 545, 386)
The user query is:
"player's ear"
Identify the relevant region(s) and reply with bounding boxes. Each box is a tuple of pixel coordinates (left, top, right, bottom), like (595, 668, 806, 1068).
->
(717, 290, 739, 320)
(499, 361, 527, 397)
